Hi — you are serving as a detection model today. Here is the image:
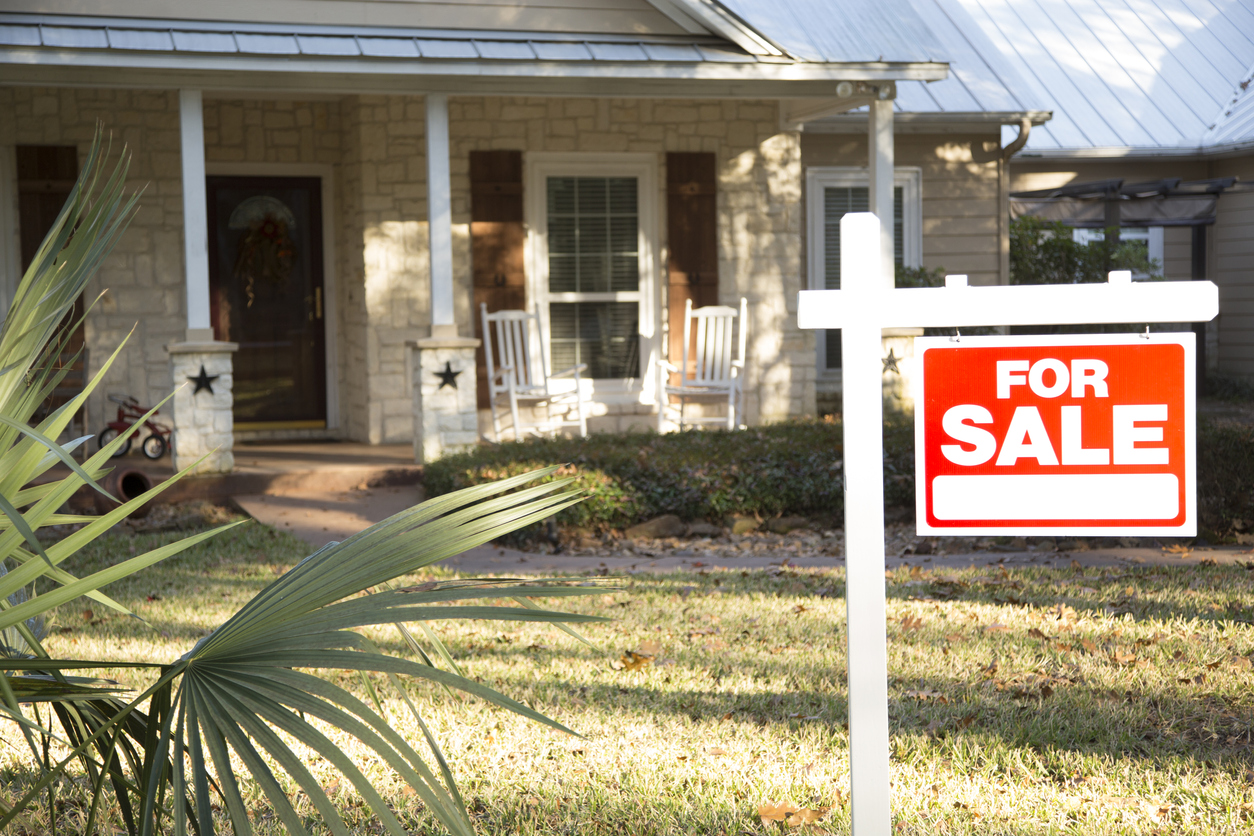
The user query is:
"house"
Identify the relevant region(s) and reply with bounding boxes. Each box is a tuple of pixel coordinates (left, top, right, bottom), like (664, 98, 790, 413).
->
(0, 0, 1063, 471)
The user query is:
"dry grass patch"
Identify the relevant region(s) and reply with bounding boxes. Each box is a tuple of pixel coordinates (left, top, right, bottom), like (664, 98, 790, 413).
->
(4, 521, 1254, 834)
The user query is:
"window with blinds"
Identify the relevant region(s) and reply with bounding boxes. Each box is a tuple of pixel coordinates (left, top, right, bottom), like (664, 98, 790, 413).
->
(546, 176, 641, 379)
(823, 185, 903, 369)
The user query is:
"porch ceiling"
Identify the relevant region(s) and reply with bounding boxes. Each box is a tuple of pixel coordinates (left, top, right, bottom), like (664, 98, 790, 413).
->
(0, 13, 948, 96)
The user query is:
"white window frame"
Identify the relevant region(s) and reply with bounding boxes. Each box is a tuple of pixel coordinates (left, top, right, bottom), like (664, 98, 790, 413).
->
(1072, 226, 1163, 279)
(524, 152, 660, 405)
(806, 166, 922, 377)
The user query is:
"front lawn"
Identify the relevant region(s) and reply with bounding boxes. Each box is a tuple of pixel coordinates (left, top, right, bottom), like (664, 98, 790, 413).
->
(4, 521, 1253, 835)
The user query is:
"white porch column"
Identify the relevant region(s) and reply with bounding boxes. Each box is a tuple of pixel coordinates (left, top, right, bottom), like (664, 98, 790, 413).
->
(172, 89, 236, 472)
(426, 92, 457, 339)
(868, 97, 895, 288)
(179, 89, 212, 342)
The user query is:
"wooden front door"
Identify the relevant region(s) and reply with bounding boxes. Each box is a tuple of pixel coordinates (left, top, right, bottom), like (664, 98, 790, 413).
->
(207, 177, 326, 429)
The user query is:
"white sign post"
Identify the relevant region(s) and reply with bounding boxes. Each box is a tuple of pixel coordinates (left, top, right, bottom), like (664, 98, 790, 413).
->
(797, 213, 1218, 835)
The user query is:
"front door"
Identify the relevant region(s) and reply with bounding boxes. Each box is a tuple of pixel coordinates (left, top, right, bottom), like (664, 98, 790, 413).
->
(207, 177, 326, 429)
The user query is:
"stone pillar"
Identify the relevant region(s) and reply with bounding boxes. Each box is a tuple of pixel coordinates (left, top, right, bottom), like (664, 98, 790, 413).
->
(167, 341, 238, 474)
(409, 337, 479, 463)
(881, 328, 923, 417)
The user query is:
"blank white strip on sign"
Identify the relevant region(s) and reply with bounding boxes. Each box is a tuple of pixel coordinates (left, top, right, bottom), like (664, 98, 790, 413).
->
(932, 474, 1179, 521)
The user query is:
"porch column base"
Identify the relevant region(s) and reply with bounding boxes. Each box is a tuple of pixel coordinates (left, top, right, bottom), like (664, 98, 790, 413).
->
(881, 328, 922, 417)
(167, 341, 239, 474)
(409, 337, 480, 463)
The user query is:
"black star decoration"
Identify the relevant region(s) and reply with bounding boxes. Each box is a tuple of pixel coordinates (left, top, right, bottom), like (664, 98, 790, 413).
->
(434, 361, 462, 389)
(188, 364, 219, 395)
(882, 348, 901, 375)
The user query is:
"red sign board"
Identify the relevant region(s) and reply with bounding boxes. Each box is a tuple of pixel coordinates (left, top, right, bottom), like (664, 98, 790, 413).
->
(915, 334, 1196, 536)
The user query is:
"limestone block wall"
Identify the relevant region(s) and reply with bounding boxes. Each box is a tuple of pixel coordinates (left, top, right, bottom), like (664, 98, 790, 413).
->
(0, 86, 186, 442)
(336, 96, 438, 445)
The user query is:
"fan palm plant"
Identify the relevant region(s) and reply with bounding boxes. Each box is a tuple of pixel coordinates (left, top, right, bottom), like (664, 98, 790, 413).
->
(0, 130, 606, 835)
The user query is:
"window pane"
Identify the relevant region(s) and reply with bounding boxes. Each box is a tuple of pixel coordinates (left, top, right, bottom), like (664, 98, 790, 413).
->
(549, 302, 639, 379)
(547, 176, 639, 294)
(547, 176, 641, 378)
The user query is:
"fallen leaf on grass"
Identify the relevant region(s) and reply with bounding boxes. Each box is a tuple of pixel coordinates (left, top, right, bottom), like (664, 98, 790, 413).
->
(982, 622, 1009, 634)
(1231, 655, 1252, 670)
(905, 689, 948, 704)
(758, 801, 799, 824)
(1027, 627, 1052, 640)
(82, 609, 93, 622)
(786, 807, 829, 827)
(704, 638, 729, 652)
(900, 615, 923, 631)
(637, 639, 663, 656)
(706, 747, 727, 756)
(793, 604, 808, 615)
(1111, 650, 1139, 666)
(618, 651, 653, 671)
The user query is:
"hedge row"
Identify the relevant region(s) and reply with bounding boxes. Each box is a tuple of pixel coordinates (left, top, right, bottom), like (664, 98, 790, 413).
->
(426, 418, 1254, 541)
(423, 419, 914, 532)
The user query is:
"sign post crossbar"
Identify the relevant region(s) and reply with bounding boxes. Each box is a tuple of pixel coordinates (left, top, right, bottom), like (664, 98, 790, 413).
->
(797, 212, 1219, 835)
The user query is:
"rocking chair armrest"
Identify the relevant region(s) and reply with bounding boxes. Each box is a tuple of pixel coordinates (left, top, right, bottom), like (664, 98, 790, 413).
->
(549, 363, 589, 379)
(730, 359, 745, 373)
(656, 359, 681, 374)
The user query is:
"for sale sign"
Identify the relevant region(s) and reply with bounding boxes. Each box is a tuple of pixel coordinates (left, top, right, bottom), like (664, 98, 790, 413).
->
(915, 333, 1195, 536)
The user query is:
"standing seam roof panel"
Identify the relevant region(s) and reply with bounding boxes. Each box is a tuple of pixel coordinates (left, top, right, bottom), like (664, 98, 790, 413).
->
(720, 0, 949, 63)
(907, 0, 1022, 111)
(40, 25, 109, 48)
(1148, 0, 1249, 79)
(893, 80, 945, 110)
(356, 37, 420, 57)
(1172, 0, 1254, 62)
(1033, 0, 1188, 144)
(968, 0, 1122, 146)
(1011, 0, 1160, 145)
(1117, 0, 1237, 94)
(1097, 0, 1226, 120)
(105, 29, 175, 51)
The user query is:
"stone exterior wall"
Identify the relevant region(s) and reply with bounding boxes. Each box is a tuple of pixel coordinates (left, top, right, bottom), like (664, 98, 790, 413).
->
(0, 86, 186, 442)
(3, 87, 808, 447)
(202, 98, 342, 166)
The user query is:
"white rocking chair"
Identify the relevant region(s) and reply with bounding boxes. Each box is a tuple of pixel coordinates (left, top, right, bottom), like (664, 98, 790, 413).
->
(657, 297, 747, 431)
(481, 303, 589, 441)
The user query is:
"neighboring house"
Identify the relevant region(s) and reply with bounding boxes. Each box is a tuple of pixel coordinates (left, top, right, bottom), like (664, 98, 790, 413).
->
(0, 0, 1061, 465)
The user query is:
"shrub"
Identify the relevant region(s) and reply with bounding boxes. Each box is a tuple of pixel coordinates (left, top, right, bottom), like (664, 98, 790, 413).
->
(431, 417, 1254, 542)
(424, 419, 917, 531)
(1197, 419, 1254, 540)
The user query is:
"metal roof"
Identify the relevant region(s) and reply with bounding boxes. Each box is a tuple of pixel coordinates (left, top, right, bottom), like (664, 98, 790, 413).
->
(719, 0, 949, 63)
(948, 0, 1254, 153)
(0, 16, 776, 65)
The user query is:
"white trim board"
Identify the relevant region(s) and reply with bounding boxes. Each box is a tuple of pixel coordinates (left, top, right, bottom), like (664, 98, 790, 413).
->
(203, 161, 340, 431)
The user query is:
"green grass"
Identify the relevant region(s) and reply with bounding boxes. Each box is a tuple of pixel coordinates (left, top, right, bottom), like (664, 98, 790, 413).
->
(4, 520, 1254, 834)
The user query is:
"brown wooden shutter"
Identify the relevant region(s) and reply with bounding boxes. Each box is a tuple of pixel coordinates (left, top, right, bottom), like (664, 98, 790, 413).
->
(470, 150, 525, 409)
(665, 153, 718, 381)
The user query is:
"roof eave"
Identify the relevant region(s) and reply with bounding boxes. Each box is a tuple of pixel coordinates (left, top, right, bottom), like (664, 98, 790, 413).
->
(0, 48, 949, 95)
(803, 110, 1052, 133)
(1014, 141, 1254, 161)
